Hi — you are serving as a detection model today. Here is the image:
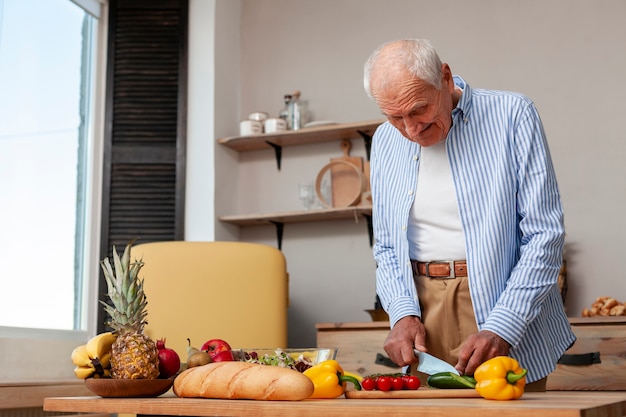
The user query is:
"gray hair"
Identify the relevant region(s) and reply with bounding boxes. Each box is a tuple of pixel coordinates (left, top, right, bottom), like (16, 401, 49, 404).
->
(363, 39, 443, 99)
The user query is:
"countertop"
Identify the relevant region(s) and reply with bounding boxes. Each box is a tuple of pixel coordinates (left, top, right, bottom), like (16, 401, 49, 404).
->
(44, 391, 626, 417)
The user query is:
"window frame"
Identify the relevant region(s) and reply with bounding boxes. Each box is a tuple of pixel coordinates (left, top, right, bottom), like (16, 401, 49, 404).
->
(0, 0, 108, 382)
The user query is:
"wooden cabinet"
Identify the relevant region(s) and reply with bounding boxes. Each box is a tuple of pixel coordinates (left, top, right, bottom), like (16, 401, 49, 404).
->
(547, 317, 626, 390)
(316, 322, 401, 376)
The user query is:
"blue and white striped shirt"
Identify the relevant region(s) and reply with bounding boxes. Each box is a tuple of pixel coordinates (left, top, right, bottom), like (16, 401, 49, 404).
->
(371, 76, 575, 382)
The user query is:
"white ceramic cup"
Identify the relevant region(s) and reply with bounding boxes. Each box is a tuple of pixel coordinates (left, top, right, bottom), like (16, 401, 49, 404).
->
(248, 112, 269, 122)
(239, 120, 263, 136)
(264, 118, 287, 134)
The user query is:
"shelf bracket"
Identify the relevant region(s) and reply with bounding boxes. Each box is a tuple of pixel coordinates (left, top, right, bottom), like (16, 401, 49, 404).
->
(265, 141, 283, 171)
(357, 130, 373, 161)
(270, 221, 284, 250)
(363, 213, 373, 247)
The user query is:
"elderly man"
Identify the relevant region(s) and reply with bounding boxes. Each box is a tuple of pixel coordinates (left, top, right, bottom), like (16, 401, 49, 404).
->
(363, 39, 574, 390)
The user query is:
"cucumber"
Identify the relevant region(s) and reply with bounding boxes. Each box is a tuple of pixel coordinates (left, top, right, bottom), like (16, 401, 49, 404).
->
(427, 372, 477, 389)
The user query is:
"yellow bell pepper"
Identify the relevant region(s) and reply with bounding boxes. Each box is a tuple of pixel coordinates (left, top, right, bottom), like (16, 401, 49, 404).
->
(303, 359, 362, 398)
(474, 356, 528, 400)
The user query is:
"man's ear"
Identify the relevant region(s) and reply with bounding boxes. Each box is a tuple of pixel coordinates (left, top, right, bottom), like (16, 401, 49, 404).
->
(441, 63, 454, 91)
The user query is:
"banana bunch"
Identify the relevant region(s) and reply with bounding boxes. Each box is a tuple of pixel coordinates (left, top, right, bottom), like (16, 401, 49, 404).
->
(71, 332, 117, 379)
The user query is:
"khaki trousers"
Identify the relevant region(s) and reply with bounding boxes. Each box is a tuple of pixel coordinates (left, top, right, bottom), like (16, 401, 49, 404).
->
(412, 274, 546, 392)
(415, 274, 478, 365)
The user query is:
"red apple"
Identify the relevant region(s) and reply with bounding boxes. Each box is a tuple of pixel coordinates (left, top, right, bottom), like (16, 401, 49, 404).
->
(201, 338, 232, 358)
(211, 349, 235, 362)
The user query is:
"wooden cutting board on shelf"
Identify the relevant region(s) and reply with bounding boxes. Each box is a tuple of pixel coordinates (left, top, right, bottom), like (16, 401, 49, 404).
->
(329, 139, 364, 207)
(345, 388, 481, 399)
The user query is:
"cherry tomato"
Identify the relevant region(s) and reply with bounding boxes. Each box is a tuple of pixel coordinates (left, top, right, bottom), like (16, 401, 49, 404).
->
(391, 376, 405, 391)
(404, 375, 421, 390)
(361, 377, 376, 391)
(376, 376, 392, 391)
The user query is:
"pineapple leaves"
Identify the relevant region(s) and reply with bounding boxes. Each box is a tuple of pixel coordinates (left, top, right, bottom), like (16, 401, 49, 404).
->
(99, 240, 151, 333)
(112, 244, 129, 296)
(100, 259, 116, 296)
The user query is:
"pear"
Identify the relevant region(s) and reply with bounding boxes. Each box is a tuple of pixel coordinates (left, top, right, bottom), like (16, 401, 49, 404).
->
(187, 351, 212, 368)
(186, 338, 200, 361)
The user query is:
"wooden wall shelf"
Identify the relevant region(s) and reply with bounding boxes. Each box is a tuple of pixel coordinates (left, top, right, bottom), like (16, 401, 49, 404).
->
(219, 206, 373, 249)
(218, 120, 383, 152)
(217, 120, 381, 248)
(218, 206, 371, 226)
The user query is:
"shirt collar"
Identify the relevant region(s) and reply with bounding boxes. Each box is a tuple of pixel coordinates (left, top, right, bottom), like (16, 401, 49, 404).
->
(452, 75, 472, 119)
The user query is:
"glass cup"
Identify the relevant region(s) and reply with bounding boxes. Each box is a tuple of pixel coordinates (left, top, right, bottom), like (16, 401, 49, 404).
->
(298, 182, 316, 210)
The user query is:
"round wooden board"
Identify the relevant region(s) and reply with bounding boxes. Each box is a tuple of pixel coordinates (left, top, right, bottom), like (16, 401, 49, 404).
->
(345, 388, 481, 399)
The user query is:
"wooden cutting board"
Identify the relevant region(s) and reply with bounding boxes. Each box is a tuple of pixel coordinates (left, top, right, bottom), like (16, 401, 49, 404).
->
(330, 139, 364, 207)
(345, 388, 481, 399)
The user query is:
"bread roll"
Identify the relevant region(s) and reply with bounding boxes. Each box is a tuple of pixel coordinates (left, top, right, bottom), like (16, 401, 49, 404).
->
(173, 361, 314, 401)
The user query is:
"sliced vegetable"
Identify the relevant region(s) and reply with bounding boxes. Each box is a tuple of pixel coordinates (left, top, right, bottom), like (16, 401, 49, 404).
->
(427, 372, 477, 389)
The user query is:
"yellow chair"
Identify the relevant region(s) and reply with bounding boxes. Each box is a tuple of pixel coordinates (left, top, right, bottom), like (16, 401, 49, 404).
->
(132, 241, 289, 359)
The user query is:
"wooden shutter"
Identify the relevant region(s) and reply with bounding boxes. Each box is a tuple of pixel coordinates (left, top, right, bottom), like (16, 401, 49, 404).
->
(98, 0, 188, 332)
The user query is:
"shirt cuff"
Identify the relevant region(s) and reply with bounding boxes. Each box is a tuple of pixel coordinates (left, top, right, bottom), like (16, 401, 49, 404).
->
(386, 296, 421, 328)
(480, 304, 527, 347)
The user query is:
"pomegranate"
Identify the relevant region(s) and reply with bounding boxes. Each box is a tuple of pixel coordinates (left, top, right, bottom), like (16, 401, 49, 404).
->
(157, 338, 181, 378)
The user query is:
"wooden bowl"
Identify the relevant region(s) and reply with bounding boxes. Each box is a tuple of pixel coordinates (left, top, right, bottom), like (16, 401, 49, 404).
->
(85, 377, 174, 398)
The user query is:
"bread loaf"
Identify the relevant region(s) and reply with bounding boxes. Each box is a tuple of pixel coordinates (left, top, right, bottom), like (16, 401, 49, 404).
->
(173, 361, 314, 401)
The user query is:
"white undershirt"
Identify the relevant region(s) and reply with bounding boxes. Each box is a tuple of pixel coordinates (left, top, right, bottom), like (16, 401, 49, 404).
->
(408, 140, 466, 261)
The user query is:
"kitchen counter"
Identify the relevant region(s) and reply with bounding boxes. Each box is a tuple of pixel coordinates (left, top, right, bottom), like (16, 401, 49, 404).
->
(44, 391, 626, 417)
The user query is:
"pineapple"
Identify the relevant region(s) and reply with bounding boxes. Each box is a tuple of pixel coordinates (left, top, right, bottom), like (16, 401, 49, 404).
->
(100, 242, 159, 379)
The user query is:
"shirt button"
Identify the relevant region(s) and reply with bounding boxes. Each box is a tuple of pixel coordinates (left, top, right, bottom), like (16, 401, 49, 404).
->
(402, 226, 407, 231)
(408, 190, 413, 195)
(413, 155, 418, 161)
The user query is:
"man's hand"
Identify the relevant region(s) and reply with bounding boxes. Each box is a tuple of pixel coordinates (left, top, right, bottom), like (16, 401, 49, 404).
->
(455, 330, 511, 375)
(383, 315, 426, 367)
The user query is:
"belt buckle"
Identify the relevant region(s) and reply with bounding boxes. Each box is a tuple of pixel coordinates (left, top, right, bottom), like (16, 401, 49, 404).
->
(427, 260, 455, 279)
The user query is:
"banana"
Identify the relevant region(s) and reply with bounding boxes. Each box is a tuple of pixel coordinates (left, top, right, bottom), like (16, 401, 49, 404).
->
(74, 365, 95, 379)
(73, 364, 111, 379)
(71, 332, 117, 379)
(85, 332, 117, 360)
(93, 369, 112, 379)
(71, 344, 91, 367)
(98, 352, 112, 369)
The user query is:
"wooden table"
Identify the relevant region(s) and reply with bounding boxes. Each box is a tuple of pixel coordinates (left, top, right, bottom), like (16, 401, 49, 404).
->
(44, 391, 626, 417)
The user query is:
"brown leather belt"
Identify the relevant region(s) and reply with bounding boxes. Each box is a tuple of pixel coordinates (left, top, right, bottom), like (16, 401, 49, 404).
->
(411, 260, 467, 279)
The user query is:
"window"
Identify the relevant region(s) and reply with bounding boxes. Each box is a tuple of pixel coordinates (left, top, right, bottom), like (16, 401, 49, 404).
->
(0, 0, 101, 332)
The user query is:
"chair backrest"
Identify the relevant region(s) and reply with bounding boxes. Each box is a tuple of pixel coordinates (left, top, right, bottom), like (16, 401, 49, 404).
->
(132, 241, 289, 358)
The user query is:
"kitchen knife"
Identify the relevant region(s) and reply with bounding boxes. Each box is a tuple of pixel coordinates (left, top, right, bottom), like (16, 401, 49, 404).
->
(414, 349, 460, 375)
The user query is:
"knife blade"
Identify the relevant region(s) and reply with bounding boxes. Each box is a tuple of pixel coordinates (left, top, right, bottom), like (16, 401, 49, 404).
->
(414, 349, 459, 375)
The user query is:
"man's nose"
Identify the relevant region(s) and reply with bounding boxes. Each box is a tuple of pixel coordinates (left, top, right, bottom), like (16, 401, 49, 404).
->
(403, 117, 424, 138)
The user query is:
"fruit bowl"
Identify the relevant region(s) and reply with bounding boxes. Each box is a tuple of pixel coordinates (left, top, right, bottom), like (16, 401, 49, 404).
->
(84, 377, 175, 398)
(236, 348, 338, 372)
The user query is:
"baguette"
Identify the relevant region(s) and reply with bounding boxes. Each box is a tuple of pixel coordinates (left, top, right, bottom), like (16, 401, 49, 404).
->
(173, 361, 314, 401)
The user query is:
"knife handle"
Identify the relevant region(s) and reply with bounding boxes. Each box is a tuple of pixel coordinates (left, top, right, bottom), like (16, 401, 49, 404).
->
(375, 353, 400, 368)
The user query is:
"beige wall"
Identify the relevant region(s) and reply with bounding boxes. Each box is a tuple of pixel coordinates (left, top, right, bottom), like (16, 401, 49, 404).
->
(193, 0, 626, 348)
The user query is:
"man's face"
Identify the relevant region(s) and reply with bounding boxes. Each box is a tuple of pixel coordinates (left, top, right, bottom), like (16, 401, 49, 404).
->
(372, 64, 456, 147)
